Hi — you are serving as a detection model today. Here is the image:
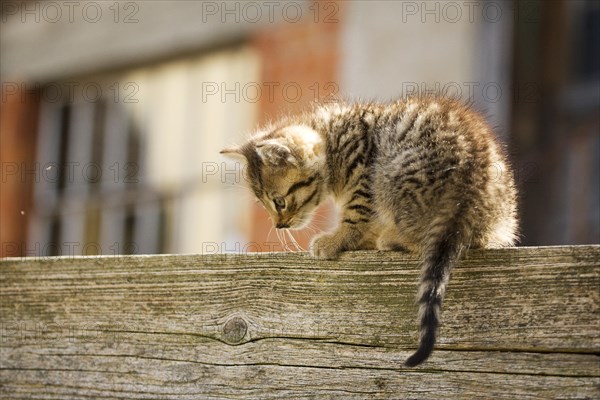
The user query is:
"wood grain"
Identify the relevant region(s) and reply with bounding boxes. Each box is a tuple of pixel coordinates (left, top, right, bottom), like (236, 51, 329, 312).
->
(1, 246, 599, 398)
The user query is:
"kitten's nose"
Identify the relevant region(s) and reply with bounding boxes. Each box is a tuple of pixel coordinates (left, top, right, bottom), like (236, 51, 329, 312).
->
(276, 222, 290, 229)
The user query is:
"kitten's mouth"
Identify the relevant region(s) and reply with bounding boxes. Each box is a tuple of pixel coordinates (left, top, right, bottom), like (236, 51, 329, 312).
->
(274, 217, 307, 230)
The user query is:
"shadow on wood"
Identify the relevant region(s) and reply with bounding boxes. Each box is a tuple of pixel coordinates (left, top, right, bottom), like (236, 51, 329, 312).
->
(1, 246, 599, 398)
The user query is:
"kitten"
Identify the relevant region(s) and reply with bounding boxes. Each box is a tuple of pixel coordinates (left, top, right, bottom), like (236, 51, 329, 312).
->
(221, 96, 518, 367)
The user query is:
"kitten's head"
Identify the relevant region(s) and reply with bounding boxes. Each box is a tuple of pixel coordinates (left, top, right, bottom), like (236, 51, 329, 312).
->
(221, 125, 324, 229)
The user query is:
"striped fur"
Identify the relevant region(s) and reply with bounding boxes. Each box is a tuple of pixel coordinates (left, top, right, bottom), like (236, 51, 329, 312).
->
(221, 96, 518, 366)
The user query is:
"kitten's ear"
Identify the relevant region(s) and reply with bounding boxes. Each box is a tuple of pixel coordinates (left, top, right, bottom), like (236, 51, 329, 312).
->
(220, 146, 247, 162)
(254, 139, 298, 167)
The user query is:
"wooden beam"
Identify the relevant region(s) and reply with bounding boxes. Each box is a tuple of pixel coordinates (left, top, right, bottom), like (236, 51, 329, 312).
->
(1, 246, 599, 398)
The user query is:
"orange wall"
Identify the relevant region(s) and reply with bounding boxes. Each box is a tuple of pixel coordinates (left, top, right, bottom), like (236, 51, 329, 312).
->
(249, 0, 343, 251)
(0, 84, 39, 257)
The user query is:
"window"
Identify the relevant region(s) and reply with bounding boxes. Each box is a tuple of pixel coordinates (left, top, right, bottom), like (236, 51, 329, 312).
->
(28, 46, 260, 256)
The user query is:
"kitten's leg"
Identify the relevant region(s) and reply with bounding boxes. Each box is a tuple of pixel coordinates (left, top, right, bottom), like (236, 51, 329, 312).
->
(375, 227, 418, 253)
(310, 208, 371, 259)
(376, 226, 408, 251)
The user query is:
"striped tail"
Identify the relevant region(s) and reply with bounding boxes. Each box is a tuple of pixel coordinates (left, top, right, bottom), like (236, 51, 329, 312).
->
(404, 228, 464, 367)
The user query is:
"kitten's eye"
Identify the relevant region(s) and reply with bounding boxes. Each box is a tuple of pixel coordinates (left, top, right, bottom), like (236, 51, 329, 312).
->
(273, 196, 286, 211)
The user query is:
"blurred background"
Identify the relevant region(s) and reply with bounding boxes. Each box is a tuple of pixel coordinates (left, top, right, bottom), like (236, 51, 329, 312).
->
(1, 0, 598, 257)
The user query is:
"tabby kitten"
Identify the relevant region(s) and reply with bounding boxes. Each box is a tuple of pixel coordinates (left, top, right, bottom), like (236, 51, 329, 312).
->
(221, 96, 518, 366)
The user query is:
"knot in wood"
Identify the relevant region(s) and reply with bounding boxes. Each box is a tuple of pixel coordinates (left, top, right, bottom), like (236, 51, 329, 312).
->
(222, 317, 247, 344)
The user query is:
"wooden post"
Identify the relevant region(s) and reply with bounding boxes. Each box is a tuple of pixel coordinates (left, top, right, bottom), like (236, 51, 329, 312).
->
(1, 246, 599, 398)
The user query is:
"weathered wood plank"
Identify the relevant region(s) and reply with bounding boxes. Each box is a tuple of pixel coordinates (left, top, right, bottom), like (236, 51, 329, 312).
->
(1, 246, 599, 398)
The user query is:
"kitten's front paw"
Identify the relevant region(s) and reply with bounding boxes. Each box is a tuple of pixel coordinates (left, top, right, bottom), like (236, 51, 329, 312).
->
(310, 233, 344, 260)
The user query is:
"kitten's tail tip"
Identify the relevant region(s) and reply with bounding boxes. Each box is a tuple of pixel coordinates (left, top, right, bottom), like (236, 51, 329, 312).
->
(404, 349, 430, 368)
(404, 339, 434, 367)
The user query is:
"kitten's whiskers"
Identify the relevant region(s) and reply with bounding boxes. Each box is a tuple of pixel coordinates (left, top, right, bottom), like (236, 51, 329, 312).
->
(286, 229, 305, 252)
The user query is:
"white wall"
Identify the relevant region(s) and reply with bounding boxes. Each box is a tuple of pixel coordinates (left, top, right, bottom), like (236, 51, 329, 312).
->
(340, 0, 513, 135)
(0, 0, 308, 82)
